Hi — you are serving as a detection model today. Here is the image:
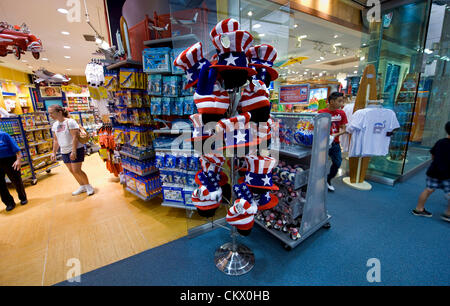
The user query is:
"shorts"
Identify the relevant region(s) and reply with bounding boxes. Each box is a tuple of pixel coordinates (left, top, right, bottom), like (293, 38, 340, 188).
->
(62, 147, 85, 164)
(426, 176, 450, 194)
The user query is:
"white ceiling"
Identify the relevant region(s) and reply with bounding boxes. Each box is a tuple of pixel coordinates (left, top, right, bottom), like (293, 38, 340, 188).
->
(0, 0, 109, 76)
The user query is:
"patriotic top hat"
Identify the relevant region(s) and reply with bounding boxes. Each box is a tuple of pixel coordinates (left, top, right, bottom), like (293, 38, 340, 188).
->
(211, 31, 256, 76)
(193, 81, 230, 115)
(210, 53, 218, 65)
(246, 44, 279, 81)
(240, 155, 279, 191)
(173, 42, 209, 89)
(233, 183, 254, 203)
(226, 198, 258, 231)
(238, 79, 271, 113)
(254, 190, 278, 211)
(210, 18, 240, 40)
(195, 154, 229, 186)
(192, 187, 222, 211)
(215, 112, 257, 149)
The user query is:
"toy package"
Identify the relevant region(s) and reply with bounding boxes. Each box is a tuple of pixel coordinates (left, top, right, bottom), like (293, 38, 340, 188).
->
(148, 74, 162, 96)
(174, 97, 184, 116)
(120, 68, 138, 89)
(181, 74, 196, 96)
(151, 97, 162, 115)
(187, 154, 200, 171)
(183, 96, 195, 115)
(161, 98, 172, 116)
(165, 153, 177, 169)
(163, 75, 181, 97)
(171, 48, 186, 75)
(105, 71, 119, 91)
(142, 47, 171, 73)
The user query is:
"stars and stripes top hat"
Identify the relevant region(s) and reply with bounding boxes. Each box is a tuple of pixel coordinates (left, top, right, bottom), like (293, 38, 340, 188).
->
(192, 187, 222, 211)
(233, 183, 254, 203)
(187, 113, 214, 142)
(246, 44, 279, 81)
(211, 31, 256, 76)
(241, 155, 279, 191)
(200, 154, 225, 173)
(215, 112, 256, 149)
(210, 53, 218, 65)
(193, 81, 230, 115)
(173, 42, 210, 89)
(238, 79, 271, 113)
(226, 198, 258, 231)
(209, 18, 240, 41)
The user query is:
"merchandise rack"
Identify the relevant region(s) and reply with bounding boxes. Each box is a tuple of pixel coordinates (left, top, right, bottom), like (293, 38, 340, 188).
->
(0, 112, 59, 185)
(69, 111, 102, 155)
(260, 112, 332, 250)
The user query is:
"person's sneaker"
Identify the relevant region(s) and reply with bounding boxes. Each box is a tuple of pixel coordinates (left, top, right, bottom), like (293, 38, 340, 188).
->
(72, 186, 86, 196)
(327, 183, 335, 192)
(85, 185, 95, 196)
(5, 203, 16, 212)
(20, 199, 28, 205)
(441, 214, 450, 222)
(412, 209, 432, 217)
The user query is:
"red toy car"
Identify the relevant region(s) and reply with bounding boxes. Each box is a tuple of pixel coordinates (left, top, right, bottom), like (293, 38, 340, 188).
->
(0, 22, 43, 60)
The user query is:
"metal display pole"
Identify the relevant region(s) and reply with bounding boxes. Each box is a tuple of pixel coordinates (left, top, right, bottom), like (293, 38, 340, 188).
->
(214, 88, 255, 276)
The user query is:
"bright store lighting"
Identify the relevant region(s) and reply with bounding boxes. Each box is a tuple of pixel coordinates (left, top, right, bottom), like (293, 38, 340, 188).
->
(61, 31, 70, 35)
(360, 56, 365, 61)
(66, 69, 72, 71)
(424, 49, 433, 54)
(320, 56, 325, 60)
(298, 35, 307, 39)
(354, 70, 358, 74)
(64, 46, 71, 49)
(333, 43, 342, 46)
(294, 24, 298, 28)
(248, 11, 253, 17)
(253, 24, 261, 29)
(259, 33, 265, 37)
(334, 34, 339, 38)
(57, 8, 68, 14)
(64, 56, 71, 59)
(42, 58, 48, 61)
(316, 59, 321, 62)
(22, 60, 27, 63)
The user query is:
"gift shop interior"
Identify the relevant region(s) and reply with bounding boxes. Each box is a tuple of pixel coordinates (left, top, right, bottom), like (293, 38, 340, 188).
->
(0, 0, 449, 286)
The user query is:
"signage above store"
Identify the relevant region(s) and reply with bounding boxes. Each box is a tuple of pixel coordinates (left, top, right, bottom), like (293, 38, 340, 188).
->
(279, 84, 310, 104)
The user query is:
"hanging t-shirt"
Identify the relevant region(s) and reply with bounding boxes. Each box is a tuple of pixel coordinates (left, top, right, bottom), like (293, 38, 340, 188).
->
(318, 108, 348, 144)
(346, 107, 400, 157)
(52, 118, 84, 154)
(340, 102, 355, 152)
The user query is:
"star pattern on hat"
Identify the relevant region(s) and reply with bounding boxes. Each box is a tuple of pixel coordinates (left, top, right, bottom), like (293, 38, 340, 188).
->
(262, 175, 271, 186)
(245, 173, 253, 184)
(234, 130, 246, 144)
(224, 53, 239, 66)
(186, 71, 193, 82)
(192, 129, 200, 138)
(197, 61, 206, 70)
(265, 192, 271, 201)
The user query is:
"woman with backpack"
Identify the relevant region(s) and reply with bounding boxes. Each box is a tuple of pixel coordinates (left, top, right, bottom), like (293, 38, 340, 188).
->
(49, 105, 94, 196)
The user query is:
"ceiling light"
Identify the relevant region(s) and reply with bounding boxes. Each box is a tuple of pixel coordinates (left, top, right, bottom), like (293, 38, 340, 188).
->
(42, 58, 48, 61)
(64, 56, 71, 59)
(259, 33, 265, 37)
(334, 34, 339, 38)
(22, 60, 27, 63)
(61, 31, 70, 35)
(316, 59, 321, 62)
(298, 35, 307, 39)
(248, 11, 253, 17)
(305, 69, 310, 71)
(320, 56, 325, 60)
(304, 72, 307, 75)
(333, 43, 342, 46)
(64, 46, 71, 49)
(360, 56, 365, 61)
(66, 69, 72, 71)
(424, 49, 433, 54)
(252, 24, 261, 29)
(354, 65, 358, 67)
(57, 8, 68, 14)
(354, 70, 358, 74)
(294, 24, 298, 28)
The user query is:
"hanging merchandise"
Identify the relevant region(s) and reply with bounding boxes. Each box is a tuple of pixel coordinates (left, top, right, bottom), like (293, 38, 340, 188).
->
(0, 22, 43, 60)
(246, 44, 279, 87)
(85, 60, 106, 88)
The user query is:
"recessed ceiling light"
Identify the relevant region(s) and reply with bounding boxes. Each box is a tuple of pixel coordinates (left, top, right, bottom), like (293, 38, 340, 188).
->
(334, 34, 339, 38)
(354, 65, 358, 68)
(333, 43, 342, 46)
(354, 70, 358, 74)
(360, 56, 365, 61)
(61, 31, 70, 35)
(252, 24, 261, 29)
(64, 56, 71, 59)
(320, 56, 325, 60)
(66, 69, 72, 71)
(294, 24, 298, 28)
(298, 35, 307, 39)
(259, 33, 265, 37)
(22, 60, 28, 63)
(304, 72, 307, 75)
(64, 46, 71, 49)
(248, 11, 253, 17)
(316, 59, 321, 62)
(42, 58, 48, 61)
(57, 8, 68, 14)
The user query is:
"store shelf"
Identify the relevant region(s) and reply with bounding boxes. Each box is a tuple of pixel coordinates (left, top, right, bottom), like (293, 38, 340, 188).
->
(254, 219, 298, 248)
(31, 152, 52, 161)
(153, 129, 191, 134)
(125, 187, 160, 201)
(161, 201, 196, 211)
(275, 145, 312, 159)
(154, 148, 193, 154)
(107, 59, 142, 70)
(28, 139, 52, 147)
(24, 126, 51, 132)
(122, 165, 158, 177)
(144, 34, 199, 47)
(119, 150, 154, 160)
(35, 163, 60, 175)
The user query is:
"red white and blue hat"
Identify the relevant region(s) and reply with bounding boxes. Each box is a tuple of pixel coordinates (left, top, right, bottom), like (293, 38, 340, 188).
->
(210, 18, 240, 40)
(193, 81, 230, 115)
(246, 44, 279, 81)
(238, 79, 271, 113)
(192, 187, 222, 211)
(173, 42, 209, 89)
(215, 112, 256, 149)
(211, 31, 256, 76)
(255, 191, 278, 211)
(226, 198, 258, 231)
(199, 154, 225, 173)
(242, 155, 279, 191)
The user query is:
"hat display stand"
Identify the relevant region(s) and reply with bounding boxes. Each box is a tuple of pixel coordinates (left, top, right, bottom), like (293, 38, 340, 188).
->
(214, 88, 255, 276)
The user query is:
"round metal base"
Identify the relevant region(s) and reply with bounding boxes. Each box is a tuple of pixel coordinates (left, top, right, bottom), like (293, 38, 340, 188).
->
(343, 177, 372, 190)
(214, 242, 255, 276)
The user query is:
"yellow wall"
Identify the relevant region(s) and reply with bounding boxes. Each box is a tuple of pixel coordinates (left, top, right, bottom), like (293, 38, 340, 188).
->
(0, 66, 34, 114)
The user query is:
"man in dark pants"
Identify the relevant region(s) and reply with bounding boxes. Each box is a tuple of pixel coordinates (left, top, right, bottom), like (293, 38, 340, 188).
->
(0, 130, 28, 211)
(318, 92, 348, 192)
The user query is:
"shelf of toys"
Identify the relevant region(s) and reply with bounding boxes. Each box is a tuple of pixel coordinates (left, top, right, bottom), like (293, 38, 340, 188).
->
(0, 111, 59, 185)
(0, 81, 34, 115)
(104, 61, 163, 201)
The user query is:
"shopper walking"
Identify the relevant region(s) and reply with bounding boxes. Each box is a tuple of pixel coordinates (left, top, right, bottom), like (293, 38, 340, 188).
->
(0, 130, 27, 211)
(413, 121, 450, 222)
(49, 105, 94, 196)
(318, 92, 348, 192)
